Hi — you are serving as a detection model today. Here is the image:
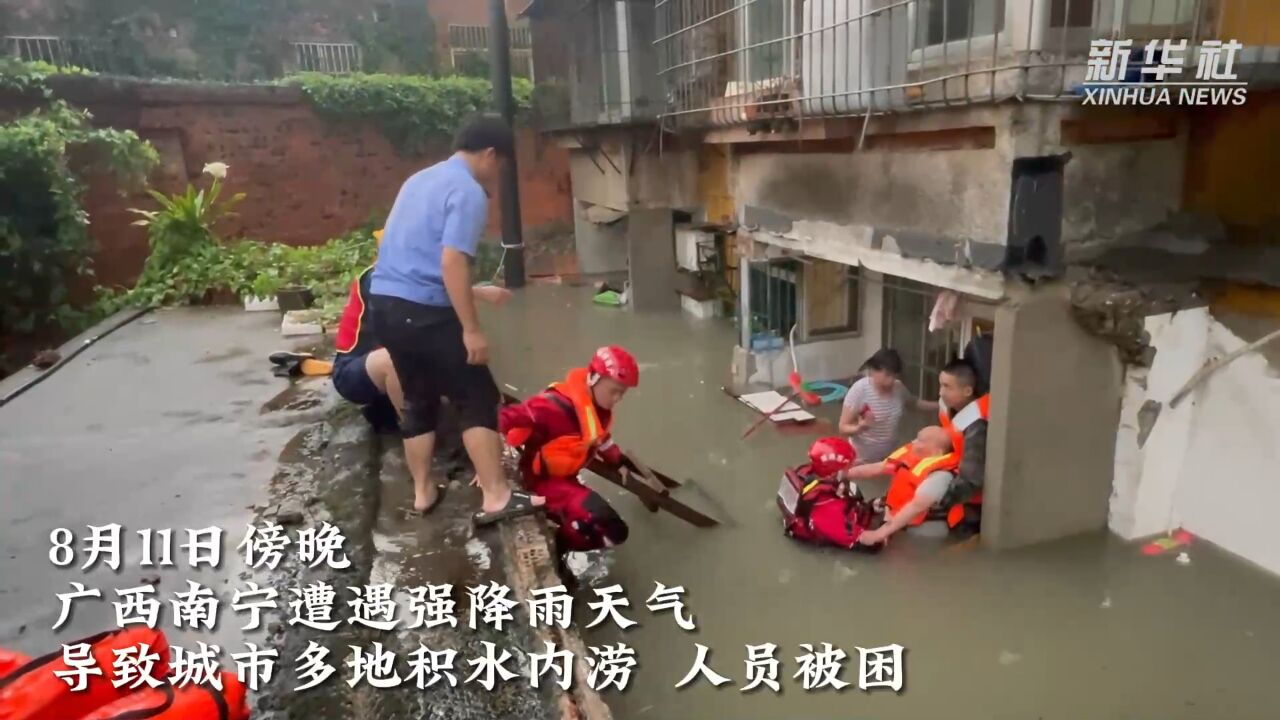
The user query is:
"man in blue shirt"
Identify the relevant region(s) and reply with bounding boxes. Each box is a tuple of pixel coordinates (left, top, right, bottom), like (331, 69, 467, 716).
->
(370, 115, 543, 525)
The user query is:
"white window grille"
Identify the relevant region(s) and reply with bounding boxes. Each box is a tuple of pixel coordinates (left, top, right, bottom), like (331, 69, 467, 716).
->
(8, 36, 71, 66)
(447, 24, 535, 79)
(292, 42, 362, 74)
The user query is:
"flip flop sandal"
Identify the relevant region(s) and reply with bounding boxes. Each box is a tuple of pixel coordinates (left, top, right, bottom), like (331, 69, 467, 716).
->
(269, 351, 314, 366)
(472, 490, 541, 527)
(411, 484, 447, 517)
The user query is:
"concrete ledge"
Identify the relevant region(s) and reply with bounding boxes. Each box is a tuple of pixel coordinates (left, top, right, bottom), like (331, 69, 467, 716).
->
(498, 449, 613, 720)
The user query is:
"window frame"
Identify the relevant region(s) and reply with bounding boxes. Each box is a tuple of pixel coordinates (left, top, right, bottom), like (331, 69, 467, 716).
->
(801, 261, 862, 341)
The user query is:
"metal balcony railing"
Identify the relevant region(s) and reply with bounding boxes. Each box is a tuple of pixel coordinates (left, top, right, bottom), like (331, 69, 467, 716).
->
(654, 0, 1280, 127)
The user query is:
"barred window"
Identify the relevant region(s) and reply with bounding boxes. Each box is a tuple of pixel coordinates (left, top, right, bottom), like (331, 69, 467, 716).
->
(292, 42, 362, 74)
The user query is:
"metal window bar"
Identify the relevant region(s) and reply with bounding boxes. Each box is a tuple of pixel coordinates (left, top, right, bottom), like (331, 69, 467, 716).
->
(8, 36, 68, 66)
(652, 0, 1274, 126)
(747, 258, 799, 351)
(7, 36, 106, 71)
(881, 274, 959, 399)
(448, 24, 534, 49)
(293, 42, 362, 73)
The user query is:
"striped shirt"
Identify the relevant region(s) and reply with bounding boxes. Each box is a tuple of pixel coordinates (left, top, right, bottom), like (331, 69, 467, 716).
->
(842, 377, 911, 463)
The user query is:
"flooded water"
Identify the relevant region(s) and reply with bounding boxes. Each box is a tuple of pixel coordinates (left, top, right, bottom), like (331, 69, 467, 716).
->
(486, 286, 1280, 720)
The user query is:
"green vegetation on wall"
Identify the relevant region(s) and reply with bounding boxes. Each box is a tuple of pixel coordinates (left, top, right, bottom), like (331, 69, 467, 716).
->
(0, 60, 158, 340)
(52, 0, 435, 80)
(286, 73, 533, 155)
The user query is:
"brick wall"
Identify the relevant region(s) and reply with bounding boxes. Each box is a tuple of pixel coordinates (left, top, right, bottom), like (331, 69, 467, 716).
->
(36, 76, 573, 289)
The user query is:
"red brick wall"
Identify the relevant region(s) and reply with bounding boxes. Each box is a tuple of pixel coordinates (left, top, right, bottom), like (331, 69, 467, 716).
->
(39, 76, 572, 289)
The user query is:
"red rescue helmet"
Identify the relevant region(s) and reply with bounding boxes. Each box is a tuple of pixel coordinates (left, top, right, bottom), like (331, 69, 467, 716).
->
(809, 437, 856, 477)
(588, 345, 639, 388)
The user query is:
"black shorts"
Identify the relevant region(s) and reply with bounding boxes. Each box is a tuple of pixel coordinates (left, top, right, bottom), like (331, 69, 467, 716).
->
(332, 352, 380, 405)
(369, 294, 500, 439)
(332, 351, 400, 434)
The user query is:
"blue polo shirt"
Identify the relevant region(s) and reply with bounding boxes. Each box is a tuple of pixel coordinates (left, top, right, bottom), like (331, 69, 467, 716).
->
(370, 154, 488, 307)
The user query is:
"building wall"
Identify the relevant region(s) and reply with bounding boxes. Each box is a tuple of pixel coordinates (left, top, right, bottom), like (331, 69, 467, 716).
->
(18, 76, 572, 290)
(1184, 91, 1280, 239)
(1111, 307, 1280, 576)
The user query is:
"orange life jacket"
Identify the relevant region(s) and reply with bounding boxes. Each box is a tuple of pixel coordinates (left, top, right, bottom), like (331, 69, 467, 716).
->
(78, 671, 248, 720)
(938, 393, 990, 521)
(939, 394, 990, 457)
(0, 627, 170, 720)
(883, 443, 962, 527)
(532, 367, 612, 478)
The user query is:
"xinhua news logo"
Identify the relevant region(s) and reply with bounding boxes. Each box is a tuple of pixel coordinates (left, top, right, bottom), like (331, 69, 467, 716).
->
(1082, 38, 1248, 107)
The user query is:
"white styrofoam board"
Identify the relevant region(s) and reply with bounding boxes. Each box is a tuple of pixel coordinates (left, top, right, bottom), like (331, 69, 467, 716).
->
(736, 390, 816, 422)
(244, 296, 279, 312)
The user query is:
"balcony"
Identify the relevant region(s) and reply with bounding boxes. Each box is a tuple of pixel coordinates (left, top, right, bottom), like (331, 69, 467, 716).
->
(654, 0, 1280, 129)
(525, 0, 665, 130)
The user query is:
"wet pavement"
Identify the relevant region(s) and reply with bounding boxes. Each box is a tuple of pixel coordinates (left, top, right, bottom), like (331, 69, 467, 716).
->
(485, 285, 1280, 720)
(0, 307, 325, 658)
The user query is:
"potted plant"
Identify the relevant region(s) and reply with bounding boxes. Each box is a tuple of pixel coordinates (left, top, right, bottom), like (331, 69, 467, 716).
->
(276, 285, 315, 311)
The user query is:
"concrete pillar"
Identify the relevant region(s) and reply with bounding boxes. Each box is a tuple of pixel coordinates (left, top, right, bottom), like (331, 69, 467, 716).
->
(983, 282, 1123, 549)
(626, 207, 680, 312)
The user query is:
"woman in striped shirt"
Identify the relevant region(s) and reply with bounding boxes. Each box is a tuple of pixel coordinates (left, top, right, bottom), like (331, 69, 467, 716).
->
(839, 349, 940, 464)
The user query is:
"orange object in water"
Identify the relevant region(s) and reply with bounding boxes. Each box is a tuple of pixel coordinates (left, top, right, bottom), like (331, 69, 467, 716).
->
(788, 371, 821, 406)
(0, 651, 30, 681)
(0, 627, 170, 720)
(78, 671, 248, 720)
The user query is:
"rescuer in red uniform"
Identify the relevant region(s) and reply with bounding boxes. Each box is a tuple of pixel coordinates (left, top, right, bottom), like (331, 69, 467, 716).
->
(498, 346, 639, 552)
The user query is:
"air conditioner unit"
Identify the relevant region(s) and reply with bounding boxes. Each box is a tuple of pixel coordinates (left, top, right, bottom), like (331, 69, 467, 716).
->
(801, 0, 910, 116)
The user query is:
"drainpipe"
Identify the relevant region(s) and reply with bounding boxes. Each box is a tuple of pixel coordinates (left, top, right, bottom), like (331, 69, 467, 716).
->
(488, 0, 526, 289)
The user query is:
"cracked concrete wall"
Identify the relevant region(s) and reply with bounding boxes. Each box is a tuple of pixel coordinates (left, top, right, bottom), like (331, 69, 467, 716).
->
(1113, 307, 1280, 575)
(984, 282, 1123, 549)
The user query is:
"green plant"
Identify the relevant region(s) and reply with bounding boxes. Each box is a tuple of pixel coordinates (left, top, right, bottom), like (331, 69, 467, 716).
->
(0, 99, 157, 337)
(286, 72, 534, 155)
(350, 0, 435, 75)
(126, 163, 245, 306)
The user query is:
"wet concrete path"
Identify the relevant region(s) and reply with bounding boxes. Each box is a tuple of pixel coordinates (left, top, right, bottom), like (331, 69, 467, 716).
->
(0, 308, 328, 655)
(485, 286, 1280, 720)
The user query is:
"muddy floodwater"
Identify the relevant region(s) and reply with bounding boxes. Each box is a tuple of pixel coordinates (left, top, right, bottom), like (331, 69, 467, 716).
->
(487, 286, 1280, 720)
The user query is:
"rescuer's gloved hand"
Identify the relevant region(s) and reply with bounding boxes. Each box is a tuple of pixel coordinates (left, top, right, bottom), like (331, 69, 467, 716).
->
(595, 436, 624, 466)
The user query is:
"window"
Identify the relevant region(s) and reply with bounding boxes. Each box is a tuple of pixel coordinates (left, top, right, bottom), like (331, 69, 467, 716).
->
(293, 42, 362, 73)
(449, 25, 535, 80)
(914, 0, 1005, 48)
(747, 259, 799, 350)
(881, 276, 961, 399)
(739, 0, 793, 83)
(804, 260, 860, 337)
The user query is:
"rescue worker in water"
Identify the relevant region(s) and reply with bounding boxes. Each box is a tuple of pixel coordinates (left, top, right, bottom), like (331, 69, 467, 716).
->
(777, 437, 883, 551)
(498, 346, 638, 552)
